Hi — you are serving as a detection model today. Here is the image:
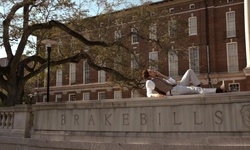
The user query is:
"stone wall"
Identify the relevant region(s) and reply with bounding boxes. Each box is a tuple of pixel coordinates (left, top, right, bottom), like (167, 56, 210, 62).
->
(1, 92, 250, 150)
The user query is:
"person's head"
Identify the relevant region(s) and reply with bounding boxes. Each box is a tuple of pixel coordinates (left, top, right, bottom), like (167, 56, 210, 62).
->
(142, 69, 157, 79)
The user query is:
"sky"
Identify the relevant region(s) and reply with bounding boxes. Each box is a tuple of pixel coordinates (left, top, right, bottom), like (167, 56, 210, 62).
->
(0, 0, 162, 59)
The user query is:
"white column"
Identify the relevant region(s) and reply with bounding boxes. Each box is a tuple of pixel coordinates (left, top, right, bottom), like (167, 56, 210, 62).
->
(245, 0, 250, 68)
(244, 0, 250, 75)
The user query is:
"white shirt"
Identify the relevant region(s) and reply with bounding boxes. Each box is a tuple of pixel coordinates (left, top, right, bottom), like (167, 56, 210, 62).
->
(145, 77, 176, 97)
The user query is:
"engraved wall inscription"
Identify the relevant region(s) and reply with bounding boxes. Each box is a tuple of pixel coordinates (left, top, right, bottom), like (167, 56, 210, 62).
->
(34, 103, 248, 132)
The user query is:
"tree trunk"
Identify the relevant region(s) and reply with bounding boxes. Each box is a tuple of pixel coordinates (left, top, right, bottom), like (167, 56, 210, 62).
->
(5, 84, 23, 107)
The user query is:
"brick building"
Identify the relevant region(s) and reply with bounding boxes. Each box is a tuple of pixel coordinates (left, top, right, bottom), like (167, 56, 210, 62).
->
(31, 0, 250, 102)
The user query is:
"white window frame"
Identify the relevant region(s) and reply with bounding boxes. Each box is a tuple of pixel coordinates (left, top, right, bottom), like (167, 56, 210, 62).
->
(99, 33, 104, 41)
(69, 63, 76, 85)
(149, 24, 157, 40)
(98, 70, 106, 83)
(131, 27, 138, 44)
(114, 30, 121, 41)
(68, 93, 76, 101)
(227, 42, 239, 72)
(131, 90, 140, 98)
(149, 51, 158, 71)
(42, 95, 47, 103)
(189, 4, 195, 9)
(115, 19, 122, 25)
(188, 16, 197, 36)
(83, 61, 90, 84)
(114, 91, 122, 99)
(55, 94, 62, 102)
(114, 55, 122, 70)
(131, 53, 139, 69)
(189, 46, 200, 74)
(226, 11, 236, 38)
(168, 20, 176, 37)
(83, 92, 90, 100)
(168, 50, 178, 77)
(99, 22, 104, 27)
(132, 16, 137, 21)
(98, 92, 106, 100)
(229, 83, 240, 92)
(169, 8, 174, 14)
(56, 69, 62, 86)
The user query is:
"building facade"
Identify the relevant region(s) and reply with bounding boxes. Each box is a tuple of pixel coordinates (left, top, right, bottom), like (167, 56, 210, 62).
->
(32, 0, 249, 102)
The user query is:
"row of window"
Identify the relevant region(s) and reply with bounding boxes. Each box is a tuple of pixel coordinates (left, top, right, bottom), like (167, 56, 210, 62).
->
(169, 0, 234, 12)
(43, 91, 106, 102)
(42, 90, 142, 102)
(113, 1, 234, 25)
(52, 41, 239, 87)
(114, 9, 237, 44)
(41, 81, 240, 102)
(148, 42, 239, 76)
(53, 62, 105, 86)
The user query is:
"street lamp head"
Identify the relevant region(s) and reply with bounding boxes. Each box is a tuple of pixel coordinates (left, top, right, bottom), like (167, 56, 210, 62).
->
(41, 38, 57, 47)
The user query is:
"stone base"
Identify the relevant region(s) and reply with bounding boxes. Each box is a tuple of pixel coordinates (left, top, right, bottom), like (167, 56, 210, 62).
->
(1, 133, 250, 150)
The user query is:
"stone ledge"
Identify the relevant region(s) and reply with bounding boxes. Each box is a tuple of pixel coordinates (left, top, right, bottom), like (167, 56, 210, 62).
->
(1, 135, 250, 150)
(33, 92, 250, 110)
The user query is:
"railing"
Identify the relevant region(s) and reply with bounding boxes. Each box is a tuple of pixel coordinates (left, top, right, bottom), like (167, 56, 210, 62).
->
(0, 110, 14, 129)
(0, 105, 32, 138)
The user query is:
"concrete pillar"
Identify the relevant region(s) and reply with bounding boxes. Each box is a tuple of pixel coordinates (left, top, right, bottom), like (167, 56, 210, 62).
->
(11, 105, 32, 138)
(244, 0, 250, 91)
(244, 0, 250, 75)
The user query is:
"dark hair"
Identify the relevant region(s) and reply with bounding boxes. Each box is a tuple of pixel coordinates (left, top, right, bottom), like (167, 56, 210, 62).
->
(142, 69, 150, 79)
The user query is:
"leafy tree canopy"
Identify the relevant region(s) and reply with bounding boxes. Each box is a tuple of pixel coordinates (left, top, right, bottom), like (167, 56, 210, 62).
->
(0, 0, 190, 106)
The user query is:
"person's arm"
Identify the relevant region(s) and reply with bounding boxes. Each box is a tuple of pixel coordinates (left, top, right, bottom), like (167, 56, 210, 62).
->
(146, 80, 165, 98)
(155, 71, 168, 79)
(155, 71, 176, 85)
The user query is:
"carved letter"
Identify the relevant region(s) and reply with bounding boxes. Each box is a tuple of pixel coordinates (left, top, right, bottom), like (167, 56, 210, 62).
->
(123, 114, 129, 125)
(194, 112, 203, 125)
(158, 113, 161, 125)
(88, 115, 95, 125)
(61, 115, 66, 125)
(105, 114, 112, 125)
(173, 112, 182, 125)
(215, 111, 223, 124)
(140, 113, 147, 125)
(74, 115, 79, 125)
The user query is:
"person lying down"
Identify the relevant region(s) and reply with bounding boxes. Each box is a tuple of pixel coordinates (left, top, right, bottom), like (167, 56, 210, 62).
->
(142, 69, 225, 98)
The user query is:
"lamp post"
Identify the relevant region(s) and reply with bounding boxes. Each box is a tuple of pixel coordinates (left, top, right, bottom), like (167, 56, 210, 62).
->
(204, 0, 211, 87)
(41, 39, 57, 102)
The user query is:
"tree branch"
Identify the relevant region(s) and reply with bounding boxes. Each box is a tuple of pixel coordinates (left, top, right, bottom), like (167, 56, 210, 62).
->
(49, 20, 112, 47)
(3, 0, 35, 60)
(21, 55, 47, 72)
(0, 91, 7, 104)
(0, 74, 8, 91)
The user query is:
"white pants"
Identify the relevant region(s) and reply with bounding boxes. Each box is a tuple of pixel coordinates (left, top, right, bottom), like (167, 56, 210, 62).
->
(179, 69, 201, 86)
(169, 69, 217, 95)
(171, 85, 216, 95)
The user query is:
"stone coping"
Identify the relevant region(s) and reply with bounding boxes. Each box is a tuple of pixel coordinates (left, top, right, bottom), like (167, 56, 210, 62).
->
(33, 92, 250, 110)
